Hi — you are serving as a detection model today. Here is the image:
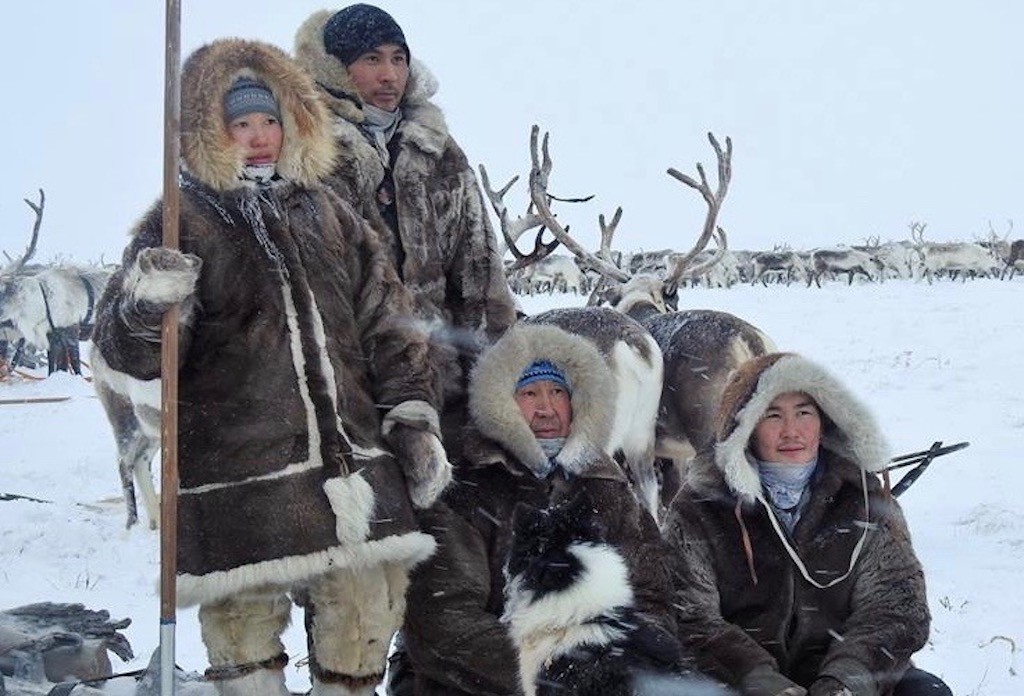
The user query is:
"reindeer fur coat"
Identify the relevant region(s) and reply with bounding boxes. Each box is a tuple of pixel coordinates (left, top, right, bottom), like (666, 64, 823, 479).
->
(662, 353, 930, 696)
(294, 13, 517, 449)
(387, 324, 679, 696)
(91, 39, 439, 607)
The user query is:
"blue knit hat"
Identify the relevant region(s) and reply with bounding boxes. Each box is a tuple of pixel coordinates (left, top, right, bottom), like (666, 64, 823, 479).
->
(515, 360, 571, 394)
(223, 77, 280, 122)
(323, 4, 410, 67)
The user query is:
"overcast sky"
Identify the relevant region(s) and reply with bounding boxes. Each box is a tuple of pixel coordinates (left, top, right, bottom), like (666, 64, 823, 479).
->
(2, 1, 1021, 264)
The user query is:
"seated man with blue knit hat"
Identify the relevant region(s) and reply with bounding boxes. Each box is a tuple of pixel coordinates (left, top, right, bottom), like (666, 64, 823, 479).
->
(385, 323, 685, 695)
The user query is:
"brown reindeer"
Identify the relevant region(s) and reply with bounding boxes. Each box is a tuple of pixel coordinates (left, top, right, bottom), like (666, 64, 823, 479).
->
(496, 128, 775, 514)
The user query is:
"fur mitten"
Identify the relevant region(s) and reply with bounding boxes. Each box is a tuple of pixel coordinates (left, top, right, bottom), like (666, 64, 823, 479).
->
(382, 401, 451, 509)
(119, 247, 202, 339)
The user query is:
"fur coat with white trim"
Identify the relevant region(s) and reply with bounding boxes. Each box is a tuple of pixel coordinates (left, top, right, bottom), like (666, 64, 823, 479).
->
(662, 353, 931, 696)
(91, 38, 439, 607)
(387, 324, 679, 696)
(294, 12, 517, 451)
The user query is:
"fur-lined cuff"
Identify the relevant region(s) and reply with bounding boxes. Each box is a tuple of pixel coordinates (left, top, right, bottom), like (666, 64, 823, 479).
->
(322, 474, 375, 545)
(381, 400, 441, 439)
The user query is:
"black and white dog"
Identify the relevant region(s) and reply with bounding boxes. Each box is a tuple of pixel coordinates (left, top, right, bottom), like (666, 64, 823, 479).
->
(502, 490, 731, 696)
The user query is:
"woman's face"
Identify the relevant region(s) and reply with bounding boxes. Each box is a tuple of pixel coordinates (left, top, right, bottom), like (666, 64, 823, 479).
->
(751, 391, 822, 465)
(227, 112, 283, 165)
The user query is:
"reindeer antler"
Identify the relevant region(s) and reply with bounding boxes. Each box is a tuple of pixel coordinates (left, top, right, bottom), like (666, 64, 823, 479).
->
(478, 163, 559, 270)
(2, 189, 45, 277)
(663, 133, 732, 290)
(527, 126, 629, 282)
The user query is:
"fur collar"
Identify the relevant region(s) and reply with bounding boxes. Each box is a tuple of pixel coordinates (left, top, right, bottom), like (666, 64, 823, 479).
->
(469, 324, 615, 477)
(293, 10, 449, 157)
(713, 353, 891, 502)
(180, 38, 336, 193)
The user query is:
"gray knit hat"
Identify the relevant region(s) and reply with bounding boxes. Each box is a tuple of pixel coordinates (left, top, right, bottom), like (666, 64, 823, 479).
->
(223, 77, 281, 122)
(322, 4, 410, 67)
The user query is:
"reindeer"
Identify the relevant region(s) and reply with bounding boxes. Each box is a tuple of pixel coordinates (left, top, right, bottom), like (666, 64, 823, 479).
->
(89, 344, 162, 529)
(909, 222, 1002, 283)
(497, 128, 776, 515)
(749, 246, 807, 286)
(1003, 238, 1024, 280)
(0, 191, 111, 374)
(806, 246, 880, 287)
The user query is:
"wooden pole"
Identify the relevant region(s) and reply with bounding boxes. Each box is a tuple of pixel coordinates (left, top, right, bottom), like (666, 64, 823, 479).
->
(160, 1, 182, 694)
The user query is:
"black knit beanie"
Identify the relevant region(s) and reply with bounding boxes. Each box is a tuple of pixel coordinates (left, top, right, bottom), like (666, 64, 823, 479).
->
(322, 4, 410, 67)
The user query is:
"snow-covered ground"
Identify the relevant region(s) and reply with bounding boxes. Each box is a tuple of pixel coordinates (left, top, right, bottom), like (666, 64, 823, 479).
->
(2, 277, 1021, 695)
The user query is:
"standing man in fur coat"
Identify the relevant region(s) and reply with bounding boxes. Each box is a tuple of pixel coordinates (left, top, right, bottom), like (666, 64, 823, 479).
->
(662, 353, 951, 696)
(90, 38, 451, 696)
(385, 323, 683, 695)
(293, 5, 518, 459)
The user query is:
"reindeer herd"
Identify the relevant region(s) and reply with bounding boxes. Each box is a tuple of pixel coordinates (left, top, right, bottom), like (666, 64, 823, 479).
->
(507, 220, 1023, 296)
(2, 131, 1021, 531)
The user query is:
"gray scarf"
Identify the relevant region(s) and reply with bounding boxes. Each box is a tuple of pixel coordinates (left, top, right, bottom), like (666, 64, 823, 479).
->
(361, 104, 402, 168)
(758, 457, 818, 533)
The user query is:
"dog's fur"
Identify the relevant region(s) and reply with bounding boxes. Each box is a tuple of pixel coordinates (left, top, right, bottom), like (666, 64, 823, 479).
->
(502, 491, 730, 696)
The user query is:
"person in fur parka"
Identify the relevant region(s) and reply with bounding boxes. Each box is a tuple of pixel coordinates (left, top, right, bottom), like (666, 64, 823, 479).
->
(384, 323, 683, 695)
(90, 38, 453, 696)
(293, 6, 518, 459)
(662, 353, 950, 696)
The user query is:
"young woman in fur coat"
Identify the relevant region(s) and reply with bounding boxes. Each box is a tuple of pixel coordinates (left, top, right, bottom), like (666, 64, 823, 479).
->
(293, 5, 518, 460)
(90, 38, 451, 696)
(662, 353, 951, 696)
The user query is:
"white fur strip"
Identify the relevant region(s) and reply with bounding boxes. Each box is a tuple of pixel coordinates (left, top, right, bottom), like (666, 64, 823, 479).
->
(176, 532, 436, 607)
(323, 473, 375, 545)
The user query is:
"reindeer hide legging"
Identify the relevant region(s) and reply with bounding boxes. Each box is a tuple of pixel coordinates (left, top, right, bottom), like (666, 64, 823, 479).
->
(198, 561, 410, 686)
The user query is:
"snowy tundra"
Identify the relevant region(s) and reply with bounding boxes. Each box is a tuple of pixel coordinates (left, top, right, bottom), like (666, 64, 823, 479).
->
(0, 277, 1021, 695)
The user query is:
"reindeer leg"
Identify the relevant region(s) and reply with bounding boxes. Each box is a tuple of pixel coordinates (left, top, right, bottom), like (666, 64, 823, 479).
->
(118, 448, 139, 529)
(127, 436, 161, 530)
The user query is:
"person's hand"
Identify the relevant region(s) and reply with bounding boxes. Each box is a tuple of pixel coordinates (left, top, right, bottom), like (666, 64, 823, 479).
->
(807, 677, 853, 696)
(127, 247, 202, 312)
(386, 423, 452, 509)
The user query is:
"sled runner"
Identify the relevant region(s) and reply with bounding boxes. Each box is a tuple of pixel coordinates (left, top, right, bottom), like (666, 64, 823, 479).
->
(885, 440, 969, 497)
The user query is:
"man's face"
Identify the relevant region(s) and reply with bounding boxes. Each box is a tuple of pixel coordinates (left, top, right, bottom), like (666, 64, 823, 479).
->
(514, 380, 572, 439)
(346, 43, 409, 112)
(751, 391, 822, 465)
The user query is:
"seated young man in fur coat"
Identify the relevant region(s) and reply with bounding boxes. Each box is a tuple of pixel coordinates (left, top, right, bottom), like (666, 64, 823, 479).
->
(662, 353, 951, 696)
(90, 38, 451, 696)
(384, 323, 699, 696)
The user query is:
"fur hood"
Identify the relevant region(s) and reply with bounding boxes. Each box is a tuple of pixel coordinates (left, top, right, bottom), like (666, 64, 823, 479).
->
(469, 324, 615, 477)
(712, 352, 891, 503)
(181, 37, 336, 192)
(293, 10, 443, 134)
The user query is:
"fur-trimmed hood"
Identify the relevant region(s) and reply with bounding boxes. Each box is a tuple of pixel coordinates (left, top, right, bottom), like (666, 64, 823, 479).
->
(293, 10, 442, 132)
(712, 352, 891, 503)
(181, 38, 336, 192)
(469, 324, 615, 477)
